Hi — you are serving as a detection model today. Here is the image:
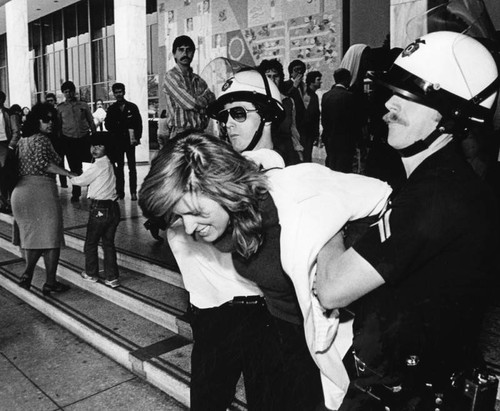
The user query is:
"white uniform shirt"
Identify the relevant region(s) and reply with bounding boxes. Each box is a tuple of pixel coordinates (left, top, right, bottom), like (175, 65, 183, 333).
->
(70, 155, 117, 200)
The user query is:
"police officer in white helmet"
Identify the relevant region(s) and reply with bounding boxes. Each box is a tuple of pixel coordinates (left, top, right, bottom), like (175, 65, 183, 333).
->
(207, 68, 286, 168)
(316, 31, 499, 410)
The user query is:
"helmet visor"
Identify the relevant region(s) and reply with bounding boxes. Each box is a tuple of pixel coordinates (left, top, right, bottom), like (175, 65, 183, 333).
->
(406, 0, 497, 45)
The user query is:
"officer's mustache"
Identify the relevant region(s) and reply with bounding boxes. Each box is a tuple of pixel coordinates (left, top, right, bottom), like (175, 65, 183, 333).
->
(383, 111, 409, 126)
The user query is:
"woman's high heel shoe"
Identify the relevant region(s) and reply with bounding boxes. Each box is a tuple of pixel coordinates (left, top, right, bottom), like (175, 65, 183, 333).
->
(42, 281, 70, 296)
(18, 275, 32, 290)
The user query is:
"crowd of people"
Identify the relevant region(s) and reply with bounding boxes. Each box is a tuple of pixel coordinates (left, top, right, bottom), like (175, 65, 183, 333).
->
(3, 29, 500, 410)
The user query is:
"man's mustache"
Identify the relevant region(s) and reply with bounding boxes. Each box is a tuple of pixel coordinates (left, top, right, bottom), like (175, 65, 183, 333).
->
(383, 111, 409, 127)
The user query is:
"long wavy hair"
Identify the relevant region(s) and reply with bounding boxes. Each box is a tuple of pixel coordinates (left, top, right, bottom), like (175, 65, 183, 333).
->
(139, 132, 269, 258)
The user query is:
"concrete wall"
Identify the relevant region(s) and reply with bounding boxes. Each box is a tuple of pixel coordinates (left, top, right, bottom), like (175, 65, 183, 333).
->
(350, 0, 390, 49)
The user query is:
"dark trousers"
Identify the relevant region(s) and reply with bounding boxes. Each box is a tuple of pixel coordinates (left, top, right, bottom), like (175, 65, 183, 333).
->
(114, 145, 137, 197)
(189, 300, 280, 411)
(189, 302, 324, 411)
(300, 133, 315, 163)
(84, 200, 120, 280)
(63, 135, 90, 198)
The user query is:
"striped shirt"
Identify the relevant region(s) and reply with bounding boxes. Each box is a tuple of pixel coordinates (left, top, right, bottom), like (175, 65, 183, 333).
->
(162, 64, 215, 135)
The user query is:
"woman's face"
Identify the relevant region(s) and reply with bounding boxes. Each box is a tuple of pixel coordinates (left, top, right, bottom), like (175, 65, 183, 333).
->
(39, 116, 53, 135)
(172, 192, 230, 243)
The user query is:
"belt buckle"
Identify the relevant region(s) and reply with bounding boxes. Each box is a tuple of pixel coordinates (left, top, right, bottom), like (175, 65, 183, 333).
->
(231, 296, 260, 305)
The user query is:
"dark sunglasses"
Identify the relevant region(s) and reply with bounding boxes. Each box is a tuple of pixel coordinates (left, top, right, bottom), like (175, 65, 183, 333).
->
(216, 106, 258, 124)
(41, 115, 54, 123)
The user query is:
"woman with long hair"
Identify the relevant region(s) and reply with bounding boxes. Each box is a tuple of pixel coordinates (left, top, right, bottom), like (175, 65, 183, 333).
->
(139, 132, 392, 410)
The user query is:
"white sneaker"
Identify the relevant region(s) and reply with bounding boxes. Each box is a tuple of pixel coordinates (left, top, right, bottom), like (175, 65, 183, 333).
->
(81, 272, 98, 282)
(104, 279, 120, 288)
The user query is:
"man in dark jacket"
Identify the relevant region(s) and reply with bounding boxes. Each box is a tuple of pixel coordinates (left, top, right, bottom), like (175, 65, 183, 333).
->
(105, 82, 142, 200)
(321, 68, 362, 172)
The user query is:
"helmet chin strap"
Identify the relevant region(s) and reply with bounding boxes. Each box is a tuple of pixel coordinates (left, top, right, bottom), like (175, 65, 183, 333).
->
(397, 120, 452, 158)
(242, 117, 266, 152)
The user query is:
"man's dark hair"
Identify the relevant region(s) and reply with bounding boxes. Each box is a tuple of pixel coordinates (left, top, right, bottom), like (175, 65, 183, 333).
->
(0, 91, 6, 105)
(334, 68, 351, 86)
(45, 92, 56, 101)
(306, 71, 322, 87)
(10, 104, 21, 114)
(61, 81, 76, 92)
(287, 59, 306, 76)
(258, 59, 284, 82)
(172, 35, 195, 54)
(89, 131, 110, 151)
(112, 82, 125, 92)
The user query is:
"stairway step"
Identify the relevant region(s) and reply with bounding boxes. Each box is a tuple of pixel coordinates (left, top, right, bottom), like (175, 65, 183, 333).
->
(0, 213, 183, 289)
(0, 232, 192, 339)
(0, 250, 247, 410)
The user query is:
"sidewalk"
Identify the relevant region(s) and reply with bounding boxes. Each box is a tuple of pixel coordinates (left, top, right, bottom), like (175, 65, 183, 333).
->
(0, 287, 186, 411)
(0, 162, 188, 410)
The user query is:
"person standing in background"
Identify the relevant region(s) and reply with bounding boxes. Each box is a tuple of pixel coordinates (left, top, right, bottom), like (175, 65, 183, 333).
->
(57, 81, 96, 203)
(93, 99, 107, 131)
(301, 71, 322, 162)
(162, 35, 215, 140)
(105, 82, 142, 201)
(321, 68, 362, 172)
(46, 92, 67, 188)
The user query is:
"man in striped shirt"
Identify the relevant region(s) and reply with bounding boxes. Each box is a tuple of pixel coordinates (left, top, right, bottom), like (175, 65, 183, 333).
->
(162, 35, 215, 139)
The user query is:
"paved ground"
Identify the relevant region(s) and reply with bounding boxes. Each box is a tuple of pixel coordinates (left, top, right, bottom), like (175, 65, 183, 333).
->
(0, 287, 187, 411)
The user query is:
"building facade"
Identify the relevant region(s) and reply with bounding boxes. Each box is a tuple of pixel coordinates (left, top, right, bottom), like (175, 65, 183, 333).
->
(0, 0, 497, 161)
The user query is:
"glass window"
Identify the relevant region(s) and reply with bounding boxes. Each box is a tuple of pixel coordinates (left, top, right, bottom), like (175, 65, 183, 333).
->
(107, 36, 115, 81)
(90, 0, 105, 40)
(42, 16, 54, 54)
(79, 85, 91, 102)
(105, 0, 114, 35)
(77, 1, 89, 36)
(146, 0, 157, 15)
(0, 35, 6, 68)
(92, 39, 105, 82)
(64, 5, 77, 48)
(53, 11, 64, 51)
(93, 83, 109, 102)
(30, 23, 42, 57)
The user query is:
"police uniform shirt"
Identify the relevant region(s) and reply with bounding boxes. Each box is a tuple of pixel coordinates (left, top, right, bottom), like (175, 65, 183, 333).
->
(351, 142, 497, 386)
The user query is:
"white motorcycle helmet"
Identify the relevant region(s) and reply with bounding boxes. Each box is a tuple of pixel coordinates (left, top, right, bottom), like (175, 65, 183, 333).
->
(371, 31, 499, 156)
(207, 69, 284, 123)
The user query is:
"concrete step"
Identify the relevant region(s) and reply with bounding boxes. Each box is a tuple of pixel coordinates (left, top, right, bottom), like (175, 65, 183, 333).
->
(0, 241, 247, 410)
(0, 220, 192, 339)
(0, 213, 184, 289)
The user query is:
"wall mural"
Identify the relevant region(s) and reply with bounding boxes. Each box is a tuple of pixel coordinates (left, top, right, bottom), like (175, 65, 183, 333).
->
(159, 0, 342, 93)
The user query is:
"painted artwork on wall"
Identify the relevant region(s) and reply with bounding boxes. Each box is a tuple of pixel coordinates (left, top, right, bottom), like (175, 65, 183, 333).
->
(159, 0, 342, 91)
(288, 12, 341, 89)
(243, 22, 286, 65)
